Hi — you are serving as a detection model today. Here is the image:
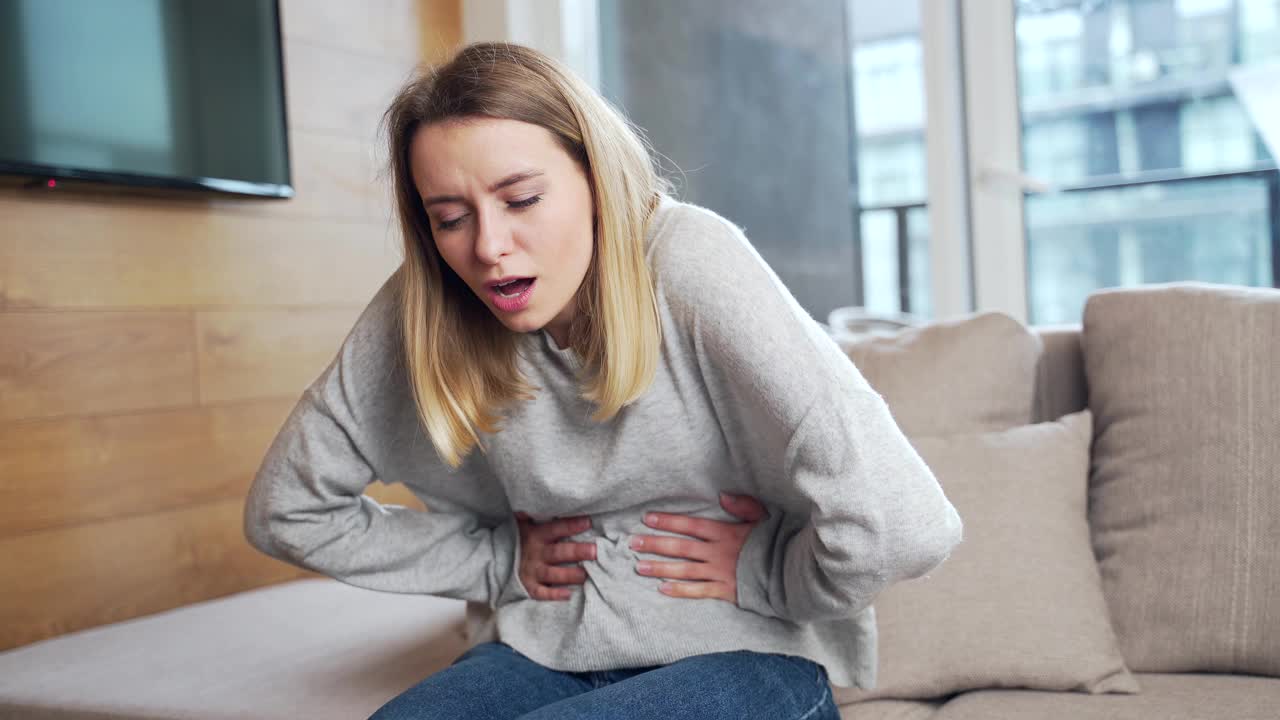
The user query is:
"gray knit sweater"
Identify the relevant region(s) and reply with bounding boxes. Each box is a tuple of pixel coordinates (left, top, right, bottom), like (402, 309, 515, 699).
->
(242, 195, 963, 690)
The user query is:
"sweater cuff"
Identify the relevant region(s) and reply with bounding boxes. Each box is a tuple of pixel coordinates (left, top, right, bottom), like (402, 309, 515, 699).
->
(735, 509, 785, 620)
(493, 516, 532, 608)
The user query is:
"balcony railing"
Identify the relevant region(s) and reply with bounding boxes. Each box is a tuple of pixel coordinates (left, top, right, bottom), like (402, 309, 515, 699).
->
(858, 162, 1280, 315)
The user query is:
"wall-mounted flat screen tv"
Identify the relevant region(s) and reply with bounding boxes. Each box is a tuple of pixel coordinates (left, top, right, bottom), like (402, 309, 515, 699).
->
(0, 0, 292, 199)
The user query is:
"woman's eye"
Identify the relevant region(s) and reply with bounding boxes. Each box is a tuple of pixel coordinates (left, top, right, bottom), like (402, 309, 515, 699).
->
(436, 215, 466, 231)
(434, 196, 538, 231)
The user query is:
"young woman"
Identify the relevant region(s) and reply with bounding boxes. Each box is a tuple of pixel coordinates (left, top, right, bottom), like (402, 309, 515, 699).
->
(243, 42, 962, 720)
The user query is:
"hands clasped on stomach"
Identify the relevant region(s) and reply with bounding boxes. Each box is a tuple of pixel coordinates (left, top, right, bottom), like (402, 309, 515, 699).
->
(514, 493, 768, 607)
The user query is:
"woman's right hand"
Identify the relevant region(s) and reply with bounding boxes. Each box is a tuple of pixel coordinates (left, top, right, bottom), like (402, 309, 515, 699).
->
(514, 511, 597, 600)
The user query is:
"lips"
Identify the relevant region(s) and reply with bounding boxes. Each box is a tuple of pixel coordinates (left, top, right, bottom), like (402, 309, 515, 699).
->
(488, 277, 536, 312)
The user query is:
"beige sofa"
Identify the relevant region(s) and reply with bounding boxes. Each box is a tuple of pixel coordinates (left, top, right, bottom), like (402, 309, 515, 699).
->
(1, 283, 1276, 719)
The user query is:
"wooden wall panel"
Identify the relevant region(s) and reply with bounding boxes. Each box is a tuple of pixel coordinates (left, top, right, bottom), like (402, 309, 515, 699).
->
(0, 499, 316, 650)
(0, 399, 295, 536)
(281, 131, 395, 222)
(197, 307, 364, 404)
(284, 39, 414, 139)
(0, 311, 195, 422)
(0, 0, 460, 651)
(0, 484, 426, 649)
(0, 195, 402, 310)
(280, 0, 428, 62)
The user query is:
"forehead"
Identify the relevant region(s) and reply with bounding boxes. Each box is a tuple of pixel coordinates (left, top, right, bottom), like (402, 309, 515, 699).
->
(410, 117, 566, 192)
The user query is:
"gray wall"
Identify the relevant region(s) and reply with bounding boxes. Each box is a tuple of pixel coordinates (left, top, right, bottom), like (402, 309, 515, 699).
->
(599, 0, 859, 320)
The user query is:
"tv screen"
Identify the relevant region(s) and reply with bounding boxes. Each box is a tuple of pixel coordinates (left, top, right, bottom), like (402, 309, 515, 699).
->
(0, 0, 292, 198)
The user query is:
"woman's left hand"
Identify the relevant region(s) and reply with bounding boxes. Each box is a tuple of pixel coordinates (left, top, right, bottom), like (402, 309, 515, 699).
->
(631, 492, 769, 604)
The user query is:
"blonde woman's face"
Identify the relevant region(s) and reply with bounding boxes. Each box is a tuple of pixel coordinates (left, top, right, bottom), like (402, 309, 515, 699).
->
(410, 117, 595, 348)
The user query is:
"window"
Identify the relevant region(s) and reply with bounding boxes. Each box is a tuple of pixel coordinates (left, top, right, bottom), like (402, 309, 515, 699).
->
(1014, 0, 1279, 323)
(594, 0, 934, 321)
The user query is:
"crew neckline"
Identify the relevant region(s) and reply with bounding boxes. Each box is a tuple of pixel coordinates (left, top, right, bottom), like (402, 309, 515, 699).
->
(537, 328, 582, 369)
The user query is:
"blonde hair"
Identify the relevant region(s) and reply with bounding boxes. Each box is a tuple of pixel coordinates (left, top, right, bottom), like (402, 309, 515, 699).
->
(379, 42, 670, 468)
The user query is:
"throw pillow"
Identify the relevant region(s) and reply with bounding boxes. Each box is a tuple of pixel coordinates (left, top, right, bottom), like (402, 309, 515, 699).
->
(834, 411, 1139, 704)
(839, 312, 1042, 436)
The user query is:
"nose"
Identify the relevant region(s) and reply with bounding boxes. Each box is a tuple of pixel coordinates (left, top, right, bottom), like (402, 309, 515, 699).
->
(473, 206, 513, 265)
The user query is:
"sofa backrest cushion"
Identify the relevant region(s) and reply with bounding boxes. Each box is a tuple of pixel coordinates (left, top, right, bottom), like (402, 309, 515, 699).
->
(1083, 281, 1280, 676)
(1033, 325, 1086, 423)
(839, 312, 1042, 436)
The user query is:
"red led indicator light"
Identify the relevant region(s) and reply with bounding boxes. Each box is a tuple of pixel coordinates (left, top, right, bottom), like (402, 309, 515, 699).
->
(47, 179, 56, 188)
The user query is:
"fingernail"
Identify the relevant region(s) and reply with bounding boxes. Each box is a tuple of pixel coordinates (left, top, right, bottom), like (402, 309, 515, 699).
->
(644, 513, 658, 525)
(720, 492, 733, 502)
(637, 561, 652, 573)
(630, 536, 644, 549)
(659, 582, 672, 593)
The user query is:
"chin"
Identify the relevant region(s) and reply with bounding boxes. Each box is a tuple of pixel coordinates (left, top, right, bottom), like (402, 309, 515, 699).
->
(493, 314, 541, 335)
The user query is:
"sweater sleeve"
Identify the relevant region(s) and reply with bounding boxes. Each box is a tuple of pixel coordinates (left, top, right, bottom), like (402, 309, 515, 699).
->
(242, 268, 528, 608)
(733, 382, 964, 623)
(650, 203, 964, 625)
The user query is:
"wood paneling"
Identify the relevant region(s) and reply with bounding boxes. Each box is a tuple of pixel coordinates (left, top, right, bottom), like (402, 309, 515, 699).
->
(283, 130, 396, 222)
(284, 39, 415, 140)
(0, 0, 460, 651)
(0, 483, 425, 649)
(0, 399, 296, 536)
(197, 307, 363, 404)
(0, 195, 402, 310)
(280, 0, 456, 63)
(0, 311, 195, 422)
(0, 498, 315, 650)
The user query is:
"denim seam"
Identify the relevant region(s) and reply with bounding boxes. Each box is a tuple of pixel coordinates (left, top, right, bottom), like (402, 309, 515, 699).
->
(793, 676, 834, 720)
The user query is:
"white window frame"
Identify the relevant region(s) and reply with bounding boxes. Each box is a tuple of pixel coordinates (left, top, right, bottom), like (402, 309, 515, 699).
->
(957, 0, 1032, 322)
(920, 0, 977, 319)
(462, 0, 600, 87)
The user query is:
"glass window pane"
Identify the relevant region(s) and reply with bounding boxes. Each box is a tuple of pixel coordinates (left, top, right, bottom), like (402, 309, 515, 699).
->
(597, 1, 934, 321)
(850, 0, 931, 317)
(1026, 177, 1273, 323)
(1015, 0, 1280, 323)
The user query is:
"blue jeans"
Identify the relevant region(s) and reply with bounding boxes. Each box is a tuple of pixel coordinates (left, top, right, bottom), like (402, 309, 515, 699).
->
(369, 641, 840, 720)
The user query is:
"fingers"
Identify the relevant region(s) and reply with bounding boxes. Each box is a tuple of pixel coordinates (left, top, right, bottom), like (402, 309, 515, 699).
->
(543, 541, 596, 564)
(719, 492, 768, 522)
(542, 515, 593, 542)
(642, 512, 721, 541)
(658, 580, 727, 601)
(630, 534, 713, 562)
(537, 564, 588, 585)
(529, 584, 573, 601)
(523, 545, 590, 602)
(516, 514, 596, 602)
(635, 559, 717, 581)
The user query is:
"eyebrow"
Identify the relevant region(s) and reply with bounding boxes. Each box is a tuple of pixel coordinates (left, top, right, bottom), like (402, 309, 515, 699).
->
(422, 170, 545, 207)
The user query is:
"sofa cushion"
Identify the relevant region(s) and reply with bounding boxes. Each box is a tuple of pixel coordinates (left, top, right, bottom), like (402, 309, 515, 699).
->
(1083, 282, 1280, 675)
(839, 312, 1042, 435)
(835, 411, 1137, 704)
(0, 578, 472, 720)
(929, 672, 1280, 720)
(839, 698, 943, 719)
(1032, 325, 1087, 423)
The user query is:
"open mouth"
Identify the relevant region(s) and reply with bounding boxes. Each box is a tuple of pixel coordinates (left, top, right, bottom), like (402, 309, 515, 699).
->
(494, 278, 534, 297)
(488, 277, 537, 312)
